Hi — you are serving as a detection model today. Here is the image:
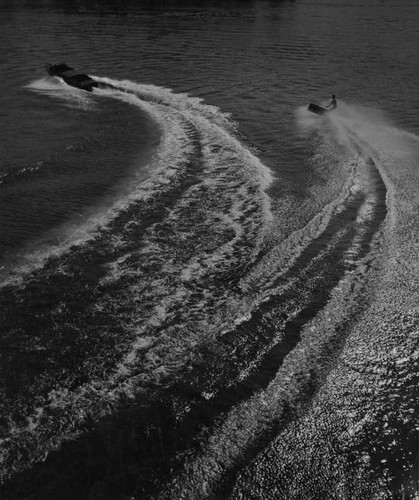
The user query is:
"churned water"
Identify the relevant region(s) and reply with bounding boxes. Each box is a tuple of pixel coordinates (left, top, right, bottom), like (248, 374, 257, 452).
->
(1, 0, 419, 498)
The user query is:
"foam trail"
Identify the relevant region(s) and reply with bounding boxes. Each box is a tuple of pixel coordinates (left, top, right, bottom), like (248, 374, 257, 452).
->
(92, 79, 275, 378)
(226, 118, 419, 500)
(0, 76, 276, 480)
(27, 77, 95, 110)
(155, 103, 391, 499)
(93, 76, 274, 191)
(9, 77, 274, 289)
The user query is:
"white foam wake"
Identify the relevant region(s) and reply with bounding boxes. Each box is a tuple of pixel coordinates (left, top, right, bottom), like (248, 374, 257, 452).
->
(157, 104, 419, 499)
(90, 77, 275, 379)
(1, 77, 276, 472)
(7, 77, 274, 289)
(27, 77, 96, 111)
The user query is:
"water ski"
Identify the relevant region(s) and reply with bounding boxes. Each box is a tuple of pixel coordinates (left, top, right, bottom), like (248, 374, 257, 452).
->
(308, 103, 328, 115)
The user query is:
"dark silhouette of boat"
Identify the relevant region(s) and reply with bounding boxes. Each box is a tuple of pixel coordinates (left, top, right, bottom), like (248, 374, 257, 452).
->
(45, 63, 99, 92)
(307, 103, 329, 115)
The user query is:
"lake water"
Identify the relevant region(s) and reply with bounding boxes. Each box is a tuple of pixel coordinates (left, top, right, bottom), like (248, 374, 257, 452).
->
(1, 0, 419, 498)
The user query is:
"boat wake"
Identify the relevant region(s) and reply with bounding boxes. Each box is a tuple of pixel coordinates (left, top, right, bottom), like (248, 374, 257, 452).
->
(153, 104, 390, 499)
(1, 76, 274, 481)
(4, 83, 414, 500)
(27, 77, 96, 110)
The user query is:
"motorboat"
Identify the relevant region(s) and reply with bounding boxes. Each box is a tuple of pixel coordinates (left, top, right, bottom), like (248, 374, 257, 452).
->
(45, 63, 99, 92)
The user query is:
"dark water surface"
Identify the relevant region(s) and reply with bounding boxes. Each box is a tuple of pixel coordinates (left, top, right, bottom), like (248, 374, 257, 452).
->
(1, 1, 419, 499)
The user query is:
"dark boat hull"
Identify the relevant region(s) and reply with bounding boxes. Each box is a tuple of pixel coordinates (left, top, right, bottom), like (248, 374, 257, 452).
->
(308, 103, 328, 115)
(45, 63, 99, 92)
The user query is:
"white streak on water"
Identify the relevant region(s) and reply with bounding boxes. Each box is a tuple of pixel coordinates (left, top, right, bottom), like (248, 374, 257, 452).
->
(0, 76, 275, 476)
(4, 77, 273, 289)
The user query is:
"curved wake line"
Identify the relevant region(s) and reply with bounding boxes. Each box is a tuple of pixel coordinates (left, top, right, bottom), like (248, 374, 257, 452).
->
(154, 109, 390, 500)
(151, 107, 418, 499)
(231, 112, 419, 500)
(26, 77, 96, 111)
(0, 95, 400, 497)
(3, 77, 274, 290)
(156, 104, 419, 499)
(0, 77, 276, 481)
(93, 76, 274, 191)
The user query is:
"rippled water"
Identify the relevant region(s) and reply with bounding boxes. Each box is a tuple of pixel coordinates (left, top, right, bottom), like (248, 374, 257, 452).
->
(1, 0, 419, 499)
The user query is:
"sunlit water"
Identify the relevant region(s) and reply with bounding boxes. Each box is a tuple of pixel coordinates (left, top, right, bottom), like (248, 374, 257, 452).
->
(1, 1, 419, 498)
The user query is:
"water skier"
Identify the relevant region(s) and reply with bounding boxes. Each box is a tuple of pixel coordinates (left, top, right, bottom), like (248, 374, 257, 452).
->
(326, 94, 337, 110)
